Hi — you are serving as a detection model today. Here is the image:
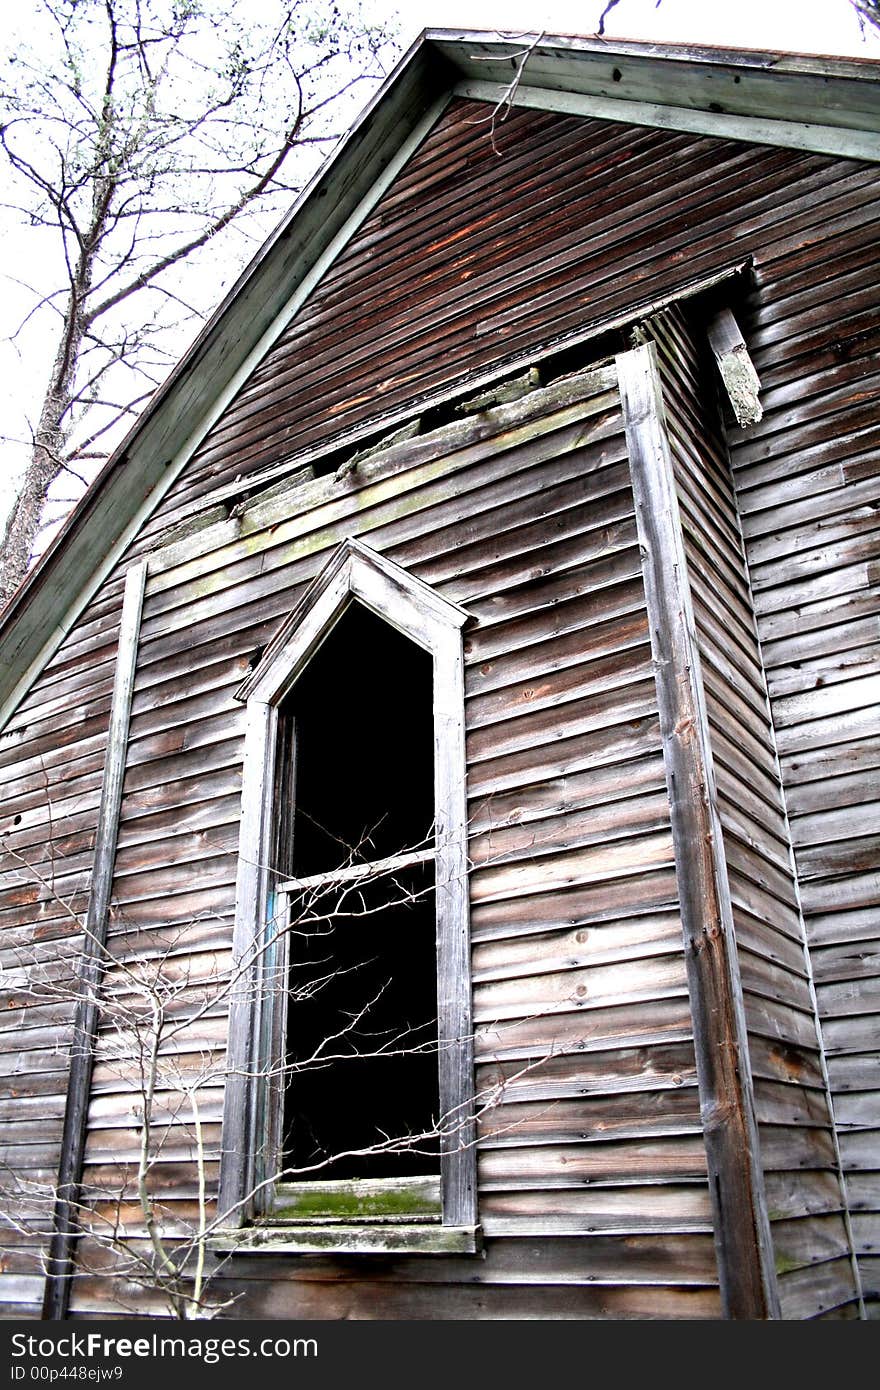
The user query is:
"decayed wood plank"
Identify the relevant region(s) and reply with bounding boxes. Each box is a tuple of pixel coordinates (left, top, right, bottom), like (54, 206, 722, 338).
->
(474, 993, 693, 1067)
(142, 391, 626, 610)
(477, 1086, 701, 1147)
(42, 560, 148, 1321)
(478, 1134, 708, 1188)
(471, 907, 680, 983)
(468, 754, 664, 841)
(158, 1230, 719, 1287)
(472, 952, 687, 1024)
(469, 866, 679, 953)
(777, 1255, 860, 1319)
(707, 307, 763, 428)
(618, 340, 779, 1319)
(475, 1040, 699, 1102)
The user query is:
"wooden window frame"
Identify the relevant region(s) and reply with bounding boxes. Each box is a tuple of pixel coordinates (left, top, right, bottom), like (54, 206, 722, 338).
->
(215, 538, 479, 1254)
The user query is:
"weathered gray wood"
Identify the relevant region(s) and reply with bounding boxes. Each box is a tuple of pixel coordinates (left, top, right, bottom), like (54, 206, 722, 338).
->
(141, 450, 631, 654)
(219, 539, 477, 1236)
(278, 847, 435, 893)
(617, 341, 779, 1319)
(706, 309, 763, 428)
(650, 306, 868, 1317)
(209, 1223, 481, 1256)
(472, 952, 687, 1024)
(157, 366, 622, 542)
(5, 65, 875, 1315)
(216, 697, 278, 1225)
(164, 1230, 720, 1286)
(42, 560, 147, 1320)
(434, 623, 477, 1229)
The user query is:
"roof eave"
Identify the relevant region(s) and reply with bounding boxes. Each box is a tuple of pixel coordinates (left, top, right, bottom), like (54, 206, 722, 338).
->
(431, 29, 880, 155)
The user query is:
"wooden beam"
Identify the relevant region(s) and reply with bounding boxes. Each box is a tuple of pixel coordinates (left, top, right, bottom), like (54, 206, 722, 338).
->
(42, 560, 148, 1320)
(617, 342, 779, 1320)
(453, 79, 880, 164)
(706, 307, 763, 428)
(278, 847, 435, 893)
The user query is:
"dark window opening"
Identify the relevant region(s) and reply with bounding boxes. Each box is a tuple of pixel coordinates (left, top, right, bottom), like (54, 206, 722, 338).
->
(280, 603, 439, 1180)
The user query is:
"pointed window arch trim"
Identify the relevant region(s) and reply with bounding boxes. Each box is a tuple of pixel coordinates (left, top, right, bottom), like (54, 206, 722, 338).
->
(236, 537, 470, 706)
(218, 540, 477, 1243)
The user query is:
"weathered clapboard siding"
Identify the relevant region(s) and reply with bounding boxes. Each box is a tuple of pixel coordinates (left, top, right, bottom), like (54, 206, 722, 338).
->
(0, 571, 134, 1315)
(134, 101, 880, 548)
(35, 367, 716, 1318)
(729, 231, 880, 1312)
(2, 83, 877, 1320)
(649, 307, 861, 1318)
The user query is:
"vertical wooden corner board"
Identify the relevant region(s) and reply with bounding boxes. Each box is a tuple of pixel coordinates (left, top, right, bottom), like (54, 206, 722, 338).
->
(41, 561, 148, 1321)
(617, 341, 779, 1320)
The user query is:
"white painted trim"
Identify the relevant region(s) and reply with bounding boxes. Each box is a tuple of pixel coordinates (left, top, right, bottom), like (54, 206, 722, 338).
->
(0, 95, 451, 738)
(454, 79, 880, 163)
(219, 540, 476, 1231)
(238, 537, 469, 705)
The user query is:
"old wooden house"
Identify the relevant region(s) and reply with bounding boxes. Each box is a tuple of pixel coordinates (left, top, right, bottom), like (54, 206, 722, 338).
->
(1, 30, 878, 1321)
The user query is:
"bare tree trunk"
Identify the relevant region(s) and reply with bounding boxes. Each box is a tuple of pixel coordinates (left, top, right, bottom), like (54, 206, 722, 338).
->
(0, 295, 89, 607)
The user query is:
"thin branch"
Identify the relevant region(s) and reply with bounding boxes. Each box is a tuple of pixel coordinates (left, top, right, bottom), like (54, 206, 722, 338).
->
(465, 32, 545, 152)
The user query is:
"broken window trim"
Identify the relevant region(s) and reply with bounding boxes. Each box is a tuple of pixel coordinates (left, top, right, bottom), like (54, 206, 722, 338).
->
(216, 537, 479, 1253)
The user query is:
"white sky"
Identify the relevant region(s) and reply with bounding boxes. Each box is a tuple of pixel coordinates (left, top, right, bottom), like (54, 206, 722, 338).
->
(386, 0, 880, 55)
(1, 0, 878, 527)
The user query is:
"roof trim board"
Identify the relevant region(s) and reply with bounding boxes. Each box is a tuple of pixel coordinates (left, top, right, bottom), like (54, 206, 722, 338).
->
(431, 28, 880, 89)
(438, 29, 880, 159)
(1, 29, 878, 728)
(454, 79, 880, 162)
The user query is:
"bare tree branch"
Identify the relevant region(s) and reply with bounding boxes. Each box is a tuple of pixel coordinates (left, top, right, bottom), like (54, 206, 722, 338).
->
(0, 0, 397, 607)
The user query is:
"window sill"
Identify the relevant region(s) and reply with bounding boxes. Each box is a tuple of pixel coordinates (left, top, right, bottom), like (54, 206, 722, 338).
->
(208, 1224, 482, 1257)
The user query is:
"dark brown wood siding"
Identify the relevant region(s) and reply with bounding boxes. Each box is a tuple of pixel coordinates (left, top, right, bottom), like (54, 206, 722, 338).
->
(650, 306, 861, 1319)
(137, 99, 880, 544)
